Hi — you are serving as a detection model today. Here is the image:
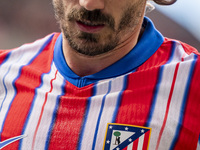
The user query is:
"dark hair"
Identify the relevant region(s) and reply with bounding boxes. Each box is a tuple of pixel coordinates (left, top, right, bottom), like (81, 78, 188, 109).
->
(153, 0, 177, 5)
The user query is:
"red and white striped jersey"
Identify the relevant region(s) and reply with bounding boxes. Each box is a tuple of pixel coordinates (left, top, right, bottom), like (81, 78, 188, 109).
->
(0, 17, 200, 150)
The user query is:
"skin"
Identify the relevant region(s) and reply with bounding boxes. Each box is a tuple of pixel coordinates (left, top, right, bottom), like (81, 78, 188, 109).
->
(52, 0, 147, 77)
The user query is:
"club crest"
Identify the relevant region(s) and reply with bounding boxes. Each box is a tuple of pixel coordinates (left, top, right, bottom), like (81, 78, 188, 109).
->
(103, 123, 151, 150)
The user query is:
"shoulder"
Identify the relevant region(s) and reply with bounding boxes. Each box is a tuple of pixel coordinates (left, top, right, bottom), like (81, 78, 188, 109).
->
(154, 37, 200, 82)
(0, 33, 60, 53)
(0, 33, 60, 65)
(164, 38, 200, 75)
(156, 37, 200, 102)
(162, 37, 200, 56)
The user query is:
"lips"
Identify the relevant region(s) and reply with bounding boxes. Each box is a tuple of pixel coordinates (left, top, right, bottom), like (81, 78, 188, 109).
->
(76, 21, 105, 33)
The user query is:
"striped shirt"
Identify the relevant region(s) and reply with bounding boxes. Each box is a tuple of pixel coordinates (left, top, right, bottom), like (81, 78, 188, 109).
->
(0, 17, 200, 150)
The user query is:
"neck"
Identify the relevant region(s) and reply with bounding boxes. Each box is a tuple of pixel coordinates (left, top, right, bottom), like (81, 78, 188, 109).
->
(62, 25, 144, 77)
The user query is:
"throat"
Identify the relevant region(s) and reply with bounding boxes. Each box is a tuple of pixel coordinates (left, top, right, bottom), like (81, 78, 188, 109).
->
(62, 25, 141, 77)
(67, 55, 110, 77)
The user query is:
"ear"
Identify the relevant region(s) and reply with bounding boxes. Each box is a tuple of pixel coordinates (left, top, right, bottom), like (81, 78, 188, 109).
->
(153, 0, 177, 5)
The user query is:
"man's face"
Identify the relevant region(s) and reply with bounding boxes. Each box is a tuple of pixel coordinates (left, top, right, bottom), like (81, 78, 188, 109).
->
(53, 0, 146, 56)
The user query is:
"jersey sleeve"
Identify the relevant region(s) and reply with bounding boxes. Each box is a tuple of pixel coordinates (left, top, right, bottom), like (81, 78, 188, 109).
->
(0, 49, 13, 65)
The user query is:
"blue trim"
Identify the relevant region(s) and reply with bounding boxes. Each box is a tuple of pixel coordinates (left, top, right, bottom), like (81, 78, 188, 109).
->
(0, 64, 12, 115)
(0, 51, 11, 66)
(145, 41, 176, 127)
(92, 81, 112, 150)
(0, 53, 12, 141)
(145, 65, 164, 127)
(166, 41, 177, 64)
(77, 83, 97, 150)
(199, 135, 200, 145)
(0, 135, 25, 149)
(77, 98, 92, 150)
(53, 35, 80, 80)
(0, 52, 24, 113)
(54, 17, 164, 87)
(170, 54, 198, 150)
(18, 34, 55, 150)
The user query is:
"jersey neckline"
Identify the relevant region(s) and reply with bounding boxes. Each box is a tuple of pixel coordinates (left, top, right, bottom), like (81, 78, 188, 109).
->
(54, 17, 164, 87)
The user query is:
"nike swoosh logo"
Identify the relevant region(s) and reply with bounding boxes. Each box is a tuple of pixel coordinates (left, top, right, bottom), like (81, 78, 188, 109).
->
(0, 135, 26, 149)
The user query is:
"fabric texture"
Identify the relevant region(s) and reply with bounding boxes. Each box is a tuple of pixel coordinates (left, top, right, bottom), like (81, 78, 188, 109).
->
(0, 17, 200, 150)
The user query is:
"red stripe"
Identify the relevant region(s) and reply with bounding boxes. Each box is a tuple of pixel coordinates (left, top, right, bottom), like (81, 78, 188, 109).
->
(0, 34, 59, 149)
(174, 55, 200, 149)
(142, 130, 151, 150)
(155, 62, 180, 150)
(156, 50, 186, 149)
(0, 49, 12, 65)
(180, 41, 200, 55)
(48, 82, 93, 150)
(137, 38, 173, 72)
(115, 39, 172, 127)
(132, 138, 139, 150)
(115, 69, 157, 126)
(31, 70, 58, 150)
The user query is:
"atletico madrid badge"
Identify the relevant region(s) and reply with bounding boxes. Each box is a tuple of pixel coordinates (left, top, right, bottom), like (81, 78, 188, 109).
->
(103, 123, 151, 150)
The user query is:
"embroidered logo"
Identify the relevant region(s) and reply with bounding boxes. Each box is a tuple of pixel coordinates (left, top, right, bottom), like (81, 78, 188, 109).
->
(103, 123, 151, 150)
(0, 135, 26, 149)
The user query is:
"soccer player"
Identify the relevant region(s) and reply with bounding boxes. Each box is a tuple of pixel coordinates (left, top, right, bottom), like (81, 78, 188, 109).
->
(0, 0, 199, 150)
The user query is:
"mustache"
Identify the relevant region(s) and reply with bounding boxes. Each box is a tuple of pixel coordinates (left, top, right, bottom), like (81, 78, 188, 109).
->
(67, 8, 115, 30)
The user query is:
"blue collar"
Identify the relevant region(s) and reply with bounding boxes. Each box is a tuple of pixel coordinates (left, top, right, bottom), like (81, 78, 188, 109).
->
(54, 17, 164, 87)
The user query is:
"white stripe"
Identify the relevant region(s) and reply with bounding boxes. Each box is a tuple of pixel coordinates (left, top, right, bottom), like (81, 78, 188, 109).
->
(148, 59, 176, 150)
(158, 53, 195, 149)
(148, 42, 186, 150)
(95, 76, 125, 150)
(80, 75, 125, 150)
(197, 140, 200, 150)
(173, 42, 189, 60)
(127, 142, 133, 150)
(33, 64, 65, 150)
(0, 34, 52, 133)
(21, 64, 63, 150)
(138, 134, 145, 150)
(80, 79, 110, 150)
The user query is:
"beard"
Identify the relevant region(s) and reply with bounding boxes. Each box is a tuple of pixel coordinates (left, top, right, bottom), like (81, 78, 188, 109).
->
(62, 30, 119, 56)
(53, 0, 144, 56)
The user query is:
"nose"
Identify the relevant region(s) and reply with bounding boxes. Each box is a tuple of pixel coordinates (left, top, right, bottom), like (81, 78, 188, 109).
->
(79, 0, 105, 11)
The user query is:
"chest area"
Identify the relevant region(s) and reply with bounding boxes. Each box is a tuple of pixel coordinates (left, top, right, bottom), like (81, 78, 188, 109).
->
(1, 70, 199, 150)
